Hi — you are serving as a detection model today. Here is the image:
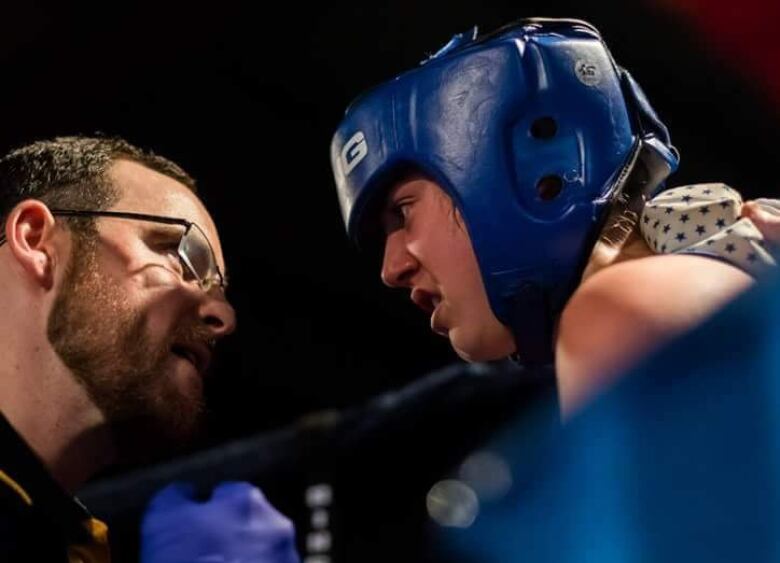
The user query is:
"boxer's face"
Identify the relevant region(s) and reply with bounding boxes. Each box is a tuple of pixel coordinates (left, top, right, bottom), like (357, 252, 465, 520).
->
(379, 175, 515, 361)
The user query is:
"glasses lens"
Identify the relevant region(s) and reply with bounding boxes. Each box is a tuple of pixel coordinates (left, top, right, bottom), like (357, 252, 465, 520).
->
(179, 224, 221, 290)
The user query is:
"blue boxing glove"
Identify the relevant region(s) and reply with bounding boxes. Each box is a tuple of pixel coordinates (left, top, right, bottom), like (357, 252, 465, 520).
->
(141, 481, 300, 563)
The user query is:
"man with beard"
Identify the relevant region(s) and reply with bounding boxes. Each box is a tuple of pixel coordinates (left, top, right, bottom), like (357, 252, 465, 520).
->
(0, 137, 298, 562)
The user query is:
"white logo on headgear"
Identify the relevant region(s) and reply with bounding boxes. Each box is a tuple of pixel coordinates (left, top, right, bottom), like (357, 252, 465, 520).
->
(341, 131, 368, 176)
(574, 59, 601, 86)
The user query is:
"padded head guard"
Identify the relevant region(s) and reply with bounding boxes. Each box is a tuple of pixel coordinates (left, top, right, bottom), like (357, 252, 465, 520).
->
(331, 18, 679, 363)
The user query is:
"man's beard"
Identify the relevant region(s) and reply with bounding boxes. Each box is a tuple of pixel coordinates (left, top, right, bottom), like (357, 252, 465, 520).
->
(47, 236, 210, 463)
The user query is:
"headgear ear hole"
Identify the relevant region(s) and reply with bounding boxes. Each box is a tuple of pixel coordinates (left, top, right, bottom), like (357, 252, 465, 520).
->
(530, 117, 558, 140)
(537, 175, 563, 201)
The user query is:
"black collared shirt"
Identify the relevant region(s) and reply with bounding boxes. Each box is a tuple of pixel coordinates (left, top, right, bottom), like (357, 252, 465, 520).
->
(0, 412, 110, 562)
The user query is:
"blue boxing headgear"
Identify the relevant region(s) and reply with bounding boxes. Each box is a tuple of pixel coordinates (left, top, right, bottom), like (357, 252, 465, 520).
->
(330, 18, 679, 364)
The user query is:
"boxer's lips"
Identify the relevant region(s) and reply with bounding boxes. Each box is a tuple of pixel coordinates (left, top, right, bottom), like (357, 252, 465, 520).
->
(411, 287, 440, 315)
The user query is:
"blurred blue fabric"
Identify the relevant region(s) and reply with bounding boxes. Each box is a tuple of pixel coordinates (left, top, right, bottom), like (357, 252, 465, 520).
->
(441, 273, 780, 563)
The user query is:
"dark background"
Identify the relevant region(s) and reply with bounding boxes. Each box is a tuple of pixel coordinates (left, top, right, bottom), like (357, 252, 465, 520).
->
(1, 1, 779, 556)
(0, 1, 777, 445)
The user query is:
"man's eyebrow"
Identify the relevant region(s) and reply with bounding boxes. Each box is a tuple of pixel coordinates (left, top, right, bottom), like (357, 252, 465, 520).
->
(144, 224, 183, 238)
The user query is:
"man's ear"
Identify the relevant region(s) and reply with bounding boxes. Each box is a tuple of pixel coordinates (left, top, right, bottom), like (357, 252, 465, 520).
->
(4, 200, 61, 290)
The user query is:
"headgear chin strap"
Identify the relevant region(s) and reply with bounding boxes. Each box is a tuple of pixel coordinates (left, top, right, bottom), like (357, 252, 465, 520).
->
(331, 18, 679, 365)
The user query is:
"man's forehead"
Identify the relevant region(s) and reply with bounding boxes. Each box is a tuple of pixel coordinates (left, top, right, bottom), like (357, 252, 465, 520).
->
(107, 159, 227, 271)
(109, 160, 195, 209)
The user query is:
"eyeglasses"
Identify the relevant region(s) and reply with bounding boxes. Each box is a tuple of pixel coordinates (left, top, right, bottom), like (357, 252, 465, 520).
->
(0, 209, 227, 292)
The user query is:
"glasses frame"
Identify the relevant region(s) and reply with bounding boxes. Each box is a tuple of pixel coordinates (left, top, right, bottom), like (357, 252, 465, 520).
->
(0, 208, 226, 292)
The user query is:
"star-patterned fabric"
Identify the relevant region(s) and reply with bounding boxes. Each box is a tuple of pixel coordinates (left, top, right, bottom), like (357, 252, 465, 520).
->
(640, 183, 776, 277)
